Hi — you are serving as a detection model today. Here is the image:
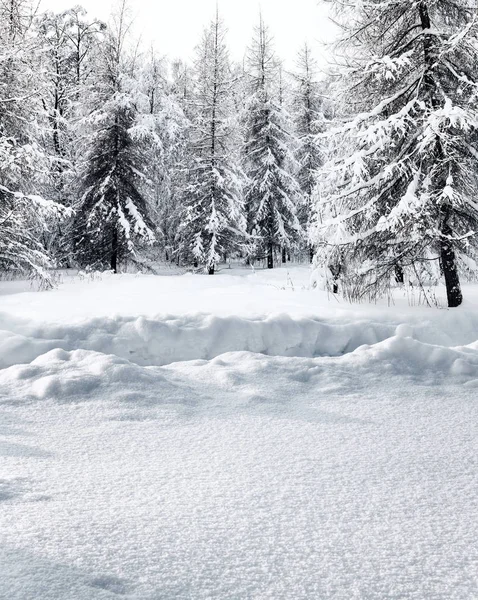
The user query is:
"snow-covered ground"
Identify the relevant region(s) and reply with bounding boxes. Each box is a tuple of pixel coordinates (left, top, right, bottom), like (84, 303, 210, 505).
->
(1, 266, 477, 599)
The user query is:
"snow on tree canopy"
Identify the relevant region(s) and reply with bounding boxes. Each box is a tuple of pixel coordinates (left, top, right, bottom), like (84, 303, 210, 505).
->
(242, 18, 302, 269)
(73, 3, 155, 273)
(177, 11, 246, 274)
(313, 0, 478, 307)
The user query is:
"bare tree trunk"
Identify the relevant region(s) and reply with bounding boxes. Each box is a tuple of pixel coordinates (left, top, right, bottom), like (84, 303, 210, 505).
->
(394, 264, 404, 284)
(441, 218, 463, 307)
(111, 226, 118, 273)
(330, 262, 342, 294)
(267, 243, 273, 269)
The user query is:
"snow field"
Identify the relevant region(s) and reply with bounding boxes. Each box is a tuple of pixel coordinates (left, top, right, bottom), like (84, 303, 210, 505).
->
(1, 267, 478, 599)
(2, 267, 478, 371)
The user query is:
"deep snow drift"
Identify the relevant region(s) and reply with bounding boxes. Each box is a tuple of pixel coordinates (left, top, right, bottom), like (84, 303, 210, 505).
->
(2, 266, 478, 369)
(1, 267, 477, 599)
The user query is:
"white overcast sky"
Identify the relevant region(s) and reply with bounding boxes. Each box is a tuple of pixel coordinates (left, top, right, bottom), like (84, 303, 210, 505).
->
(40, 0, 333, 68)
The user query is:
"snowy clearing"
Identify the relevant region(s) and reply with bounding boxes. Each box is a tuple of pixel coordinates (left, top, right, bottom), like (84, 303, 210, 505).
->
(1, 267, 478, 599)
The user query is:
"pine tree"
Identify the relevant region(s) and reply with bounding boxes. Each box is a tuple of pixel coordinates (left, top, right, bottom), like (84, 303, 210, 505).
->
(292, 43, 325, 261)
(242, 18, 301, 269)
(314, 0, 478, 307)
(178, 11, 245, 274)
(73, 1, 154, 273)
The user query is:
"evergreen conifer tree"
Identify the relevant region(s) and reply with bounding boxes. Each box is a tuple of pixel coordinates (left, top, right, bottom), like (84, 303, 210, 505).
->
(314, 0, 478, 306)
(178, 11, 245, 274)
(242, 17, 301, 268)
(73, 1, 154, 273)
(292, 43, 325, 261)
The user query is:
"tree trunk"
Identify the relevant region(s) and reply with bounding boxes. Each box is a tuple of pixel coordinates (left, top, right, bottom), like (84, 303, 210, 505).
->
(208, 265, 215, 275)
(441, 220, 463, 307)
(267, 243, 274, 269)
(419, 1, 462, 307)
(309, 246, 314, 264)
(394, 264, 404, 284)
(330, 262, 342, 295)
(281, 247, 286, 263)
(111, 226, 118, 274)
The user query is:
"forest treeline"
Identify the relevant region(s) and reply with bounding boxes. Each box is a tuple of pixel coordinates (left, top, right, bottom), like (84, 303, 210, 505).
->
(1, 0, 478, 307)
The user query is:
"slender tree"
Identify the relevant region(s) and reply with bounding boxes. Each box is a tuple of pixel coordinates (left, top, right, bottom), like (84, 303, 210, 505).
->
(292, 43, 325, 261)
(138, 48, 190, 264)
(178, 11, 245, 274)
(242, 17, 301, 268)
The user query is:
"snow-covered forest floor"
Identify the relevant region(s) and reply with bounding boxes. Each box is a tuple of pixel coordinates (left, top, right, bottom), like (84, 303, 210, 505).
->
(1, 265, 477, 599)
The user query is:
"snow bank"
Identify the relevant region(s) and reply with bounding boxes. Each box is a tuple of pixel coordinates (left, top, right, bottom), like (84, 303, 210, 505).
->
(3, 268, 478, 373)
(349, 326, 478, 379)
(2, 307, 478, 373)
(2, 325, 478, 405)
(0, 312, 396, 370)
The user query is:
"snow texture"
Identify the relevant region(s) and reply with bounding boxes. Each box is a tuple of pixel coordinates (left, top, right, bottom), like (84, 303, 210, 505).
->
(1, 267, 477, 599)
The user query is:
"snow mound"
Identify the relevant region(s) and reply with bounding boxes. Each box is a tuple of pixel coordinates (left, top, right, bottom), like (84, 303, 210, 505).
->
(349, 326, 478, 378)
(1, 329, 478, 404)
(0, 348, 180, 403)
(0, 312, 397, 369)
(2, 308, 478, 373)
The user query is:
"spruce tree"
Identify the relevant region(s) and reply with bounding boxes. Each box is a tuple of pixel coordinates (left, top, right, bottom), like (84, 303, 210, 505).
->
(314, 0, 478, 307)
(242, 18, 301, 269)
(178, 11, 245, 274)
(73, 1, 154, 273)
(292, 43, 325, 262)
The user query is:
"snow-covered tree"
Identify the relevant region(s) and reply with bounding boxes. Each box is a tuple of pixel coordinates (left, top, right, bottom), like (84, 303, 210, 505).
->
(0, 0, 67, 284)
(242, 18, 301, 268)
(63, 5, 106, 90)
(178, 11, 245, 274)
(138, 48, 190, 264)
(36, 8, 105, 265)
(38, 10, 74, 163)
(314, 0, 478, 307)
(292, 43, 325, 260)
(171, 58, 194, 115)
(73, 1, 154, 272)
(38, 7, 105, 161)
